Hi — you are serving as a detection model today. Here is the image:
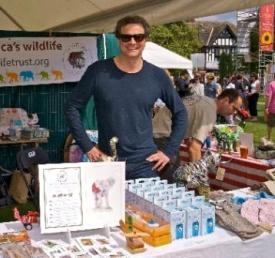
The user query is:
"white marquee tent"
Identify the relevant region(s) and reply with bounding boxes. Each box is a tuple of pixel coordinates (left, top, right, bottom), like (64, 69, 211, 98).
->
(143, 41, 193, 74)
(0, 0, 273, 33)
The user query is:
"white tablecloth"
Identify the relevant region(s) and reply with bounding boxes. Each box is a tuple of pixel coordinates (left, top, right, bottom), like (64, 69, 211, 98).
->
(1, 222, 274, 258)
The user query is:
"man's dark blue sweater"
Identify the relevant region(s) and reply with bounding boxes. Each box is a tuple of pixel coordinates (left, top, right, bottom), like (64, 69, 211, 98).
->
(65, 58, 187, 179)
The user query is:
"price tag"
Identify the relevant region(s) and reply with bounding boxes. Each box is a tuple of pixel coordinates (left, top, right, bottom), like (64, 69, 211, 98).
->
(216, 167, 225, 181)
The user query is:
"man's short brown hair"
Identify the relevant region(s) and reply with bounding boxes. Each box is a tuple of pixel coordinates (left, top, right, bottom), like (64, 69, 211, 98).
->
(115, 15, 150, 38)
(217, 89, 241, 103)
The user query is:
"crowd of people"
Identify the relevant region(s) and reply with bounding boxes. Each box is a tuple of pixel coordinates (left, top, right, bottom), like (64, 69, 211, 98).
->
(65, 14, 275, 183)
(173, 70, 261, 121)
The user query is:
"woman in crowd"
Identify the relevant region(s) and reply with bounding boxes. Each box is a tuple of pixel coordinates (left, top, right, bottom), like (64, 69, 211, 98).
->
(189, 74, 204, 96)
(248, 73, 260, 121)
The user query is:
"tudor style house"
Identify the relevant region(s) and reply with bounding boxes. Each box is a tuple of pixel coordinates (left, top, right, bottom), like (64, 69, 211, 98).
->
(190, 21, 237, 71)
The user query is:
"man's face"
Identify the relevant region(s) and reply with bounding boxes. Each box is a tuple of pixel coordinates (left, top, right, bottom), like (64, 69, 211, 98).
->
(118, 23, 146, 58)
(183, 73, 189, 80)
(218, 96, 243, 117)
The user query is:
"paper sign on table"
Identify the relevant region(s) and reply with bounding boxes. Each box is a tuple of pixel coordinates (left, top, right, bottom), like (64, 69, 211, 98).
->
(39, 162, 125, 234)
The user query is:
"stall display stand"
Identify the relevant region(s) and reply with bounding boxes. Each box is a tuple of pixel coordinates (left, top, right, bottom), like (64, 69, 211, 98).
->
(180, 144, 270, 190)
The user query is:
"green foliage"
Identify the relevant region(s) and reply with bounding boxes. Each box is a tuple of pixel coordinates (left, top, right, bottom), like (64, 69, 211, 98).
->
(149, 22, 202, 59)
(0, 201, 36, 222)
(249, 23, 259, 73)
(244, 95, 275, 146)
(219, 53, 234, 80)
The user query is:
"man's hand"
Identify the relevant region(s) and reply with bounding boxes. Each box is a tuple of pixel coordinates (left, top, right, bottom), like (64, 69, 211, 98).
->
(87, 145, 107, 162)
(146, 150, 170, 171)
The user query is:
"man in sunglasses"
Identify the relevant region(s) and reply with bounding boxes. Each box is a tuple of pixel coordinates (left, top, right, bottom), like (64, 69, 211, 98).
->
(65, 15, 187, 180)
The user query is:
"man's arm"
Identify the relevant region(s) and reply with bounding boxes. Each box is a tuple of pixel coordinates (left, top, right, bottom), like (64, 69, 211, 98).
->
(64, 64, 97, 154)
(161, 95, 188, 157)
(187, 138, 202, 161)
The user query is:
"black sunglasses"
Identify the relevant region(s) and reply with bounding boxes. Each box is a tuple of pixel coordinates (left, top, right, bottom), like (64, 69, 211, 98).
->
(118, 33, 146, 42)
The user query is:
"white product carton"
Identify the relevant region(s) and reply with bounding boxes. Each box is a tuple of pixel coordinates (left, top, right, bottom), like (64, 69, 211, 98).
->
(161, 200, 177, 212)
(135, 178, 150, 184)
(125, 180, 135, 189)
(136, 188, 148, 198)
(168, 194, 182, 201)
(200, 204, 215, 235)
(182, 191, 195, 198)
(128, 183, 143, 193)
(147, 177, 161, 184)
(169, 209, 186, 240)
(191, 196, 205, 206)
(144, 191, 159, 202)
(185, 207, 201, 238)
(151, 184, 165, 192)
(154, 179, 168, 185)
(165, 183, 177, 190)
(177, 196, 192, 208)
(158, 189, 171, 197)
(172, 208, 187, 240)
(153, 195, 168, 207)
(172, 187, 186, 197)
(155, 204, 186, 240)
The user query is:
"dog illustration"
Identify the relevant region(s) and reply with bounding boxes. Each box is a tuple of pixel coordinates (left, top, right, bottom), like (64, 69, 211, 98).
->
(91, 177, 115, 209)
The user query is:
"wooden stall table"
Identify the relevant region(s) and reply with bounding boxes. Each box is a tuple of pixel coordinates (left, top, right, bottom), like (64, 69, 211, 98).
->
(180, 144, 270, 191)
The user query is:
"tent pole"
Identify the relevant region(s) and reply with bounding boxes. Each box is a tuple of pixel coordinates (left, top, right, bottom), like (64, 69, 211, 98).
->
(103, 33, 107, 59)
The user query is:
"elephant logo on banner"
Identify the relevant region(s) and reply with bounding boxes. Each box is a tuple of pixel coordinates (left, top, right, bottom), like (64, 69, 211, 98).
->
(39, 71, 50, 80)
(52, 70, 63, 80)
(68, 51, 85, 69)
(0, 74, 5, 83)
(6, 72, 19, 83)
(20, 70, 34, 81)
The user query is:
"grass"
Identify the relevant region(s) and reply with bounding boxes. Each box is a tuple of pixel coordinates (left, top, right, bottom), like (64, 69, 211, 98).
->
(0, 95, 273, 223)
(244, 95, 274, 145)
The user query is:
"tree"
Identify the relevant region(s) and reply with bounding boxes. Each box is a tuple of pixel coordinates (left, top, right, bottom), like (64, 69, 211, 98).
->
(219, 53, 234, 81)
(149, 22, 202, 59)
(249, 23, 259, 73)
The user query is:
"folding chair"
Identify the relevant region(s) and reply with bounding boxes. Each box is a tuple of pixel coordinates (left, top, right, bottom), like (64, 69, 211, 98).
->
(0, 166, 13, 207)
(16, 146, 49, 210)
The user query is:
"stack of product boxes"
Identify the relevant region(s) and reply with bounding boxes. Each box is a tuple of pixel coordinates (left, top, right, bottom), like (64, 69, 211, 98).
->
(125, 177, 215, 241)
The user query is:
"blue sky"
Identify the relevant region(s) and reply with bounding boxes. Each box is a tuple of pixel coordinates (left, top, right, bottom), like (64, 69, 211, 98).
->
(196, 11, 237, 25)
